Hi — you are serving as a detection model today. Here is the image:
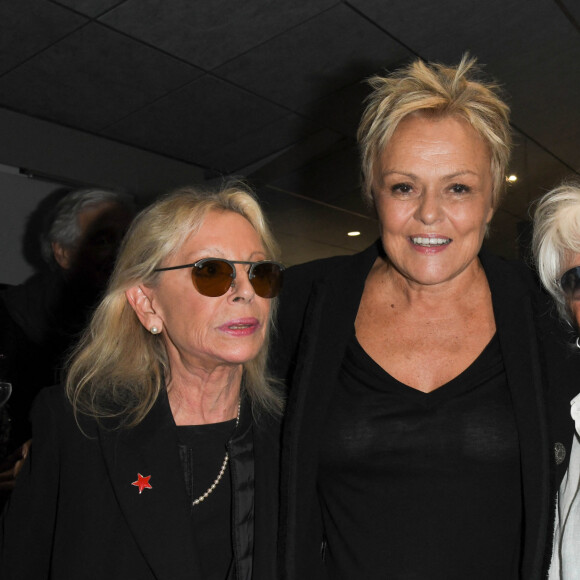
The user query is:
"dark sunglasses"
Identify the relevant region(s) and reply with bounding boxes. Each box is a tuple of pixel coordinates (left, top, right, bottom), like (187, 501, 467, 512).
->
(154, 258, 285, 298)
(559, 266, 580, 300)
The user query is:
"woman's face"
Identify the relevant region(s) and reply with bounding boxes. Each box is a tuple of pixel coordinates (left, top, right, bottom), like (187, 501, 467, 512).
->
(144, 210, 272, 373)
(372, 113, 494, 287)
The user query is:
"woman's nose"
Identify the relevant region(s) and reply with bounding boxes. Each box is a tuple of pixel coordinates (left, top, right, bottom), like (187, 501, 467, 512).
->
(415, 190, 443, 225)
(229, 266, 255, 302)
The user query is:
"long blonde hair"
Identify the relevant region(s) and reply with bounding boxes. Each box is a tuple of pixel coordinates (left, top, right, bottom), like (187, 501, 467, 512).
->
(66, 184, 283, 428)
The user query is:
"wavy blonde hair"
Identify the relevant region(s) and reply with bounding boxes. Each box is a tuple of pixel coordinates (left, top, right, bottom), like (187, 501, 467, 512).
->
(66, 183, 283, 428)
(358, 54, 512, 209)
(532, 181, 580, 326)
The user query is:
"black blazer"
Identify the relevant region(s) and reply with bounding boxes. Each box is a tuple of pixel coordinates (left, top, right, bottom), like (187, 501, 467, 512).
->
(0, 386, 280, 580)
(274, 241, 580, 580)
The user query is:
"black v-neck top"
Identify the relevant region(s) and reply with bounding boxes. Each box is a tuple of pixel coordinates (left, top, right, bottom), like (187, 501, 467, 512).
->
(318, 332, 522, 579)
(177, 418, 237, 580)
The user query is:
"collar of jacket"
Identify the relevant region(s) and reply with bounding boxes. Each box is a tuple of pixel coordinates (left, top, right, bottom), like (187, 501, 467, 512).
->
(98, 387, 203, 580)
(227, 393, 254, 580)
(480, 249, 550, 578)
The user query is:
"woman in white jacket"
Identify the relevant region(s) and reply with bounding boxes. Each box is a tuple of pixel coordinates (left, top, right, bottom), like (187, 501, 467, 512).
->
(533, 182, 580, 580)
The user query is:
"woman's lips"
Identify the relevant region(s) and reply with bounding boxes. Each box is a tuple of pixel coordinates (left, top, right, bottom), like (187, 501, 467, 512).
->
(218, 318, 260, 336)
(409, 235, 452, 253)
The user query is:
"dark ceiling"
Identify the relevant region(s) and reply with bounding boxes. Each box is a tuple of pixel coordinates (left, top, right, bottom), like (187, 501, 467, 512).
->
(1, 0, 580, 264)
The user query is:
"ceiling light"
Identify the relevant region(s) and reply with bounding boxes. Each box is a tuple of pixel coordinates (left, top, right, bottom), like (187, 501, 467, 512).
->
(507, 174, 518, 183)
(348, 231, 361, 237)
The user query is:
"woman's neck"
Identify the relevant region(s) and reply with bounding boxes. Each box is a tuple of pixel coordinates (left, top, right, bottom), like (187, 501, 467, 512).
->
(376, 256, 489, 312)
(166, 363, 243, 426)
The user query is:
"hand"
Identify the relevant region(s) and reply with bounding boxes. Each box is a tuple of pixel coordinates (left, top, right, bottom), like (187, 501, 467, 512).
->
(0, 440, 31, 491)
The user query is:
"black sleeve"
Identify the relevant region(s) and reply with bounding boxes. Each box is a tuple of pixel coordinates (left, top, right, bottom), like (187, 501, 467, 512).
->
(270, 263, 318, 382)
(0, 387, 62, 579)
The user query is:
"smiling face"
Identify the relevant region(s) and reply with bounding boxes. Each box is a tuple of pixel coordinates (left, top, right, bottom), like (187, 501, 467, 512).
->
(372, 113, 494, 287)
(139, 210, 272, 374)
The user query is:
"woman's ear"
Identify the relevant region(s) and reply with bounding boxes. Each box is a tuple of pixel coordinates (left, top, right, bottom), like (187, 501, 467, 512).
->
(52, 241, 73, 270)
(125, 286, 163, 333)
(486, 204, 495, 224)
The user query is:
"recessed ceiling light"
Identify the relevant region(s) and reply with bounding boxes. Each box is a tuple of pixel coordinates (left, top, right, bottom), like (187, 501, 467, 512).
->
(507, 174, 518, 183)
(348, 231, 361, 237)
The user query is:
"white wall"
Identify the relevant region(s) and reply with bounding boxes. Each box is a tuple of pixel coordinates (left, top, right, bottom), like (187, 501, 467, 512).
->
(0, 167, 66, 284)
(0, 108, 206, 285)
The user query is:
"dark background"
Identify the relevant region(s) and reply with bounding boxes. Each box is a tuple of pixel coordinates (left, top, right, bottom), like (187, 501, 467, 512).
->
(1, 0, 579, 280)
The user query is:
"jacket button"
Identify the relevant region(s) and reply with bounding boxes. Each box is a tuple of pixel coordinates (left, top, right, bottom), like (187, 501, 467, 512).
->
(554, 442, 566, 465)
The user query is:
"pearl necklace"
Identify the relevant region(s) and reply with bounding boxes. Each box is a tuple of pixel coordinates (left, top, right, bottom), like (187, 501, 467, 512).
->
(192, 400, 241, 507)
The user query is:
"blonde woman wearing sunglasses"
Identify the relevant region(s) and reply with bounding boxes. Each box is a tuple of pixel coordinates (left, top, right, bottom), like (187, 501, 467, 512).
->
(534, 182, 580, 580)
(0, 184, 284, 580)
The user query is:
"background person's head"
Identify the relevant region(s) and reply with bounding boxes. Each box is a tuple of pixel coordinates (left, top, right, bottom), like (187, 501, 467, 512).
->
(41, 188, 135, 292)
(357, 54, 512, 212)
(532, 182, 580, 328)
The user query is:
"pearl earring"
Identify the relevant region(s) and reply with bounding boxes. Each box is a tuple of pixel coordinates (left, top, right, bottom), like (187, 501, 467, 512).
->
(150, 326, 160, 335)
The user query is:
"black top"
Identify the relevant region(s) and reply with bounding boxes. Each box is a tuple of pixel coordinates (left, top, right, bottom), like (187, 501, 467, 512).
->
(318, 332, 522, 579)
(274, 243, 579, 580)
(177, 418, 238, 580)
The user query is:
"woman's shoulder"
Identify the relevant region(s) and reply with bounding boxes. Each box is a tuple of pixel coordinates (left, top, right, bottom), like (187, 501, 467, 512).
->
(282, 242, 380, 303)
(278, 248, 363, 325)
(30, 384, 69, 420)
(286, 241, 380, 277)
(284, 254, 351, 289)
(480, 249, 574, 341)
(30, 384, 99, 438)
(480, 250, 559, 310)
(480, 249, 539, 289)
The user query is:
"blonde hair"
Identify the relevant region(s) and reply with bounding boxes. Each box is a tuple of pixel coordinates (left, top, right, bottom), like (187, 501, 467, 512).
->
(66, 183, 283, 428)
(532, 181, 580, 325)
(358, 54, 512, 209)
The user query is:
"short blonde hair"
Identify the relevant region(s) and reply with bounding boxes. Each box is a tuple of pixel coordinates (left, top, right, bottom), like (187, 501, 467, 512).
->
(358, 55, 512, 209)
(66, 183, 283, 428)
(532, 181, 580, 325)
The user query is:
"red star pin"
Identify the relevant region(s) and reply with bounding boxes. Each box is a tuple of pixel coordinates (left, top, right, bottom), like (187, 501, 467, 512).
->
(131, 473, 152, 494)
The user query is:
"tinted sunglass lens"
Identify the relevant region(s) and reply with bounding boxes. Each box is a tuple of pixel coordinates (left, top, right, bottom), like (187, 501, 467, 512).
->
(251, 263, 283, 298)
(561, 267, 580, 300)
(192, 260, 233, 297)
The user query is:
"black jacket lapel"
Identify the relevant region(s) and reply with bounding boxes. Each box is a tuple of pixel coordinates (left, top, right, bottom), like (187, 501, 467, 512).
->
(98, 390, 203, 580)
(481, 252, 549, 579)
(281, 243, 379, 577)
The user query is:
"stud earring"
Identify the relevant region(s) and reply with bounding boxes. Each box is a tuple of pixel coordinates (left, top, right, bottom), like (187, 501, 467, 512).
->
(150, 326, 160, 335)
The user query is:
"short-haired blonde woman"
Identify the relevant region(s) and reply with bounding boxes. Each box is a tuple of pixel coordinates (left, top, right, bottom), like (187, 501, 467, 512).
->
(533, 182, 580, 580)
(0, 185, 284, 580)
(274, 56, 579, 579)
